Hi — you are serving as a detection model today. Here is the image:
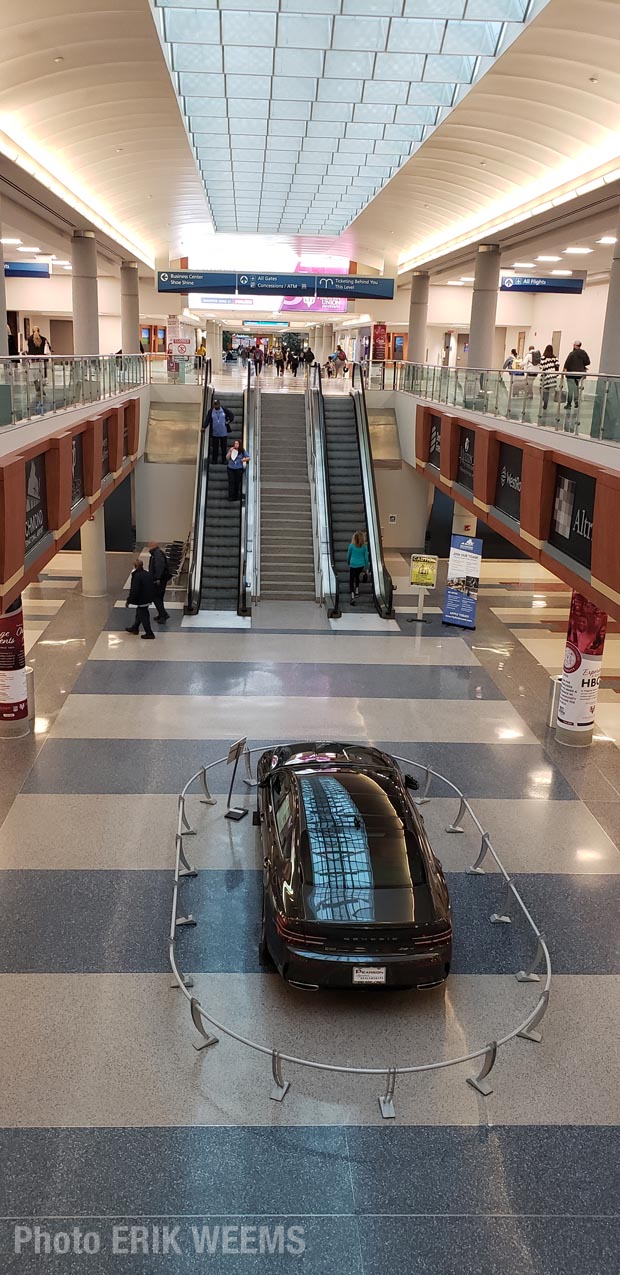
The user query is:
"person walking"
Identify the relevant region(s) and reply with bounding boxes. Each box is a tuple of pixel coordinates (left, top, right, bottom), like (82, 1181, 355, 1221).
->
(254, 345, 263, 375)
(148, 541, 171, 624)
(524, 345, 540, 399)
(503, 348, 518, 370)
(226, 439, 250, 502)
(347, 531, 369, 606)
(540, 344, 560, 411)
(563, 341, 590, 413)
(303, 346, 314, 375)
(274, 347, 285, 377)
(289, 350, 299, 377)
(206, 398, 234, 463)
(125, 556, 155, 639)
(334, 344, 347, 378)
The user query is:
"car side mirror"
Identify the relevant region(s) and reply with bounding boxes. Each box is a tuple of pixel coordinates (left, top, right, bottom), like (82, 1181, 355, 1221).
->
(404, 773, 419, 791)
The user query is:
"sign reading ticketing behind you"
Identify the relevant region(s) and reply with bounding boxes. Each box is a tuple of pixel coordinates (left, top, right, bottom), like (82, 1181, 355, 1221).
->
(157, 271, 394, 300)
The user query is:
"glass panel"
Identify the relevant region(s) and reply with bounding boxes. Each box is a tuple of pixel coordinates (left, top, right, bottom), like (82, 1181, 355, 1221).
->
(395, 104, 438, 124)
(224, 45, 273, 73)
(363, 79, 409, 103)
(424, 54, 476, 81)
(164, 10, 220, 42)
(226, 74, 271, 97)
(324, 50, 375, 77)
(332, 16, 390, 50)
(271, 76, 318, 100)
(387, 18, 444, 52)
(373, 52, 425, 79)
(221, 11, 277, 45)
(173, 44, 222, 72)
(178, 72, 225, 95)
(404, 0, 464, 13)
(277, 14, 333, 46)
(274, 47, 323, 75)
(443, 19, 502, 56)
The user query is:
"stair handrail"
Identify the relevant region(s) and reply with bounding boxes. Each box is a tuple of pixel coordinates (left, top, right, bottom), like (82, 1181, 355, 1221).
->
(309, 364, 339, 617)
(238, 360, 254, 616)
(185, 358, 214, 615)
(350, 361, 394, 618)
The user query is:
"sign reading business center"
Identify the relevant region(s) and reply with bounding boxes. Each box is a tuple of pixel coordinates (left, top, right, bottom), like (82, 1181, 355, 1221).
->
(494, 443, 523, 522)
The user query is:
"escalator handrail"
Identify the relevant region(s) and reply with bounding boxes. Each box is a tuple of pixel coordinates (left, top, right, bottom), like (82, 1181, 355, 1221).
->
(186, 358, 213, 614)
(310, 363, 339, 617)
(237, 360, 253, 616)
(349, 361, 394, 619)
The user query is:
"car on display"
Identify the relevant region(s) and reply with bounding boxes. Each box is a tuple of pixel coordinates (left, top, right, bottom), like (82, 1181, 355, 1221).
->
(254, 742, 452, 991)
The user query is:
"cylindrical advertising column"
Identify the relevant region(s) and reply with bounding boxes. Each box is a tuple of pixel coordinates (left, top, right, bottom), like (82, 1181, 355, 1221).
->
(0, 597, 29, 737)
(555, 591, 607, 746)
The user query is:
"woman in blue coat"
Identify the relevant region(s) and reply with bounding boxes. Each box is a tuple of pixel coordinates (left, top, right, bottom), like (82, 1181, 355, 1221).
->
(347, 531, 369, 605)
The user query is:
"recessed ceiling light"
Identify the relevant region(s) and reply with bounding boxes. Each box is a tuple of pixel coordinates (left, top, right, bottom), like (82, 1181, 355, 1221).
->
(537, 255, 561, 262)
(53, 56, 64, 64)
(447, 280, 465, 286)
(589, 76, 598, 84)
(551, 270, 573, 276)
(18, 246, 41, 253)
(564, 246, 592, 254)
(598, 236, 617, 244)
(513, 262, 535, 268)
(460, 276, 475, 282)
(0, 237, 21, 245)
(54, 260, 71, 266)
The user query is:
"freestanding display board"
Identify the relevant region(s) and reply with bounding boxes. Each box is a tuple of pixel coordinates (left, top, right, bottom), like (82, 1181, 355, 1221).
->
(442, 535, 483, 629)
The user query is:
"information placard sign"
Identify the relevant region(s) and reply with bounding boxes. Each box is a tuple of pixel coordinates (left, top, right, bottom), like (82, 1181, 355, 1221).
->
(410, 555, 438, 589)
(442, 535, 483, 630)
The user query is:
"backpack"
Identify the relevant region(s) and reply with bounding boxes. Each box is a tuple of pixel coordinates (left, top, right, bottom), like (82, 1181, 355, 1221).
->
(337, 349, 346, 361)
(530, 349, 541, 366)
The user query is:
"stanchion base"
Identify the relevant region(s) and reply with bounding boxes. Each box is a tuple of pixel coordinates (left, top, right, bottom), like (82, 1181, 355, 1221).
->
(200, 797, 217, 808)
(225, 807, 249, 822)
(171, 976, 194, 990)
(178, 867, 198, 879)
(446, 825, 465, 834)
(490, 913, 511, 924)
(516, 970, 541, 983)
(181, 827, 197, 836)
(270, 1080, 290, 1103)
(466, 1077, 493, 1097)
(517, 1026, 542, 1043)
(466, 866, 485, 875)
(176, 915, 197, 928)
(193, 1034, 219, 1053)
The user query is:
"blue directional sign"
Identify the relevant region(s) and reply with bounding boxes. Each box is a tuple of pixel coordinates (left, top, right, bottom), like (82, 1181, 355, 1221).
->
(501, 275, 584, 294)
(4, 261, 50, 278)
(157, 270, 237, 293)
(157, 270, 394, 300)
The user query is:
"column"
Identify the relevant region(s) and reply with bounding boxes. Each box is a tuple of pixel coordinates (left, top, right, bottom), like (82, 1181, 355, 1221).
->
(323, 324, 334, 362)
(120, 261, 140, 354)
(555, 591, 607, 747)
(595, 207, 620, 438)
(71, 231, 99, 356)
(408, 271, 429, 364)
(467, 244, 501, 370)
(0, 236, 8, 357)
(80, 507, 107, 597)
(0, 596, 29, 737)
(452, 505, 477, 537)
(317, 326, 327, 365)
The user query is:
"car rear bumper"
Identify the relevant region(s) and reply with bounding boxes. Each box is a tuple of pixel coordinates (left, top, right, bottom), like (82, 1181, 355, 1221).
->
(274, 939, 452, 990)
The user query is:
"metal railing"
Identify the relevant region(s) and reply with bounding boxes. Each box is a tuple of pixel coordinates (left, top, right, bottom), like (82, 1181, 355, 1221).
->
(0, 354, 147, 426)
(308, 365, 340, 617)
(350, 362, 394, 619)
(365, 359, 620, 443)
(169, 745, 551, 1120)
(185, 360, 214, 615)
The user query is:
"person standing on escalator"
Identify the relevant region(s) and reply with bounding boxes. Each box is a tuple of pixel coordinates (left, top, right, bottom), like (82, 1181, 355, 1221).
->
(347, 531, 369, 606)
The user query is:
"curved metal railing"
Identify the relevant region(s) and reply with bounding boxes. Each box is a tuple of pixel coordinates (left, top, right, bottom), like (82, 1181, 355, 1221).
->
(169, 746, 551, 1119)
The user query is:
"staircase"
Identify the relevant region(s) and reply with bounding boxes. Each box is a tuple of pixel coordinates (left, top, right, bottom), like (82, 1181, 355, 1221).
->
(201, 390, 244, 611)
(323, 394, 374, 612)
(260, 394, 316, 601)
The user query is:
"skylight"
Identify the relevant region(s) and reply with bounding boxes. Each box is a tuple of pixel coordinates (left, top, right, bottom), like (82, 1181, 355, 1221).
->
(150, 1, 542, 236)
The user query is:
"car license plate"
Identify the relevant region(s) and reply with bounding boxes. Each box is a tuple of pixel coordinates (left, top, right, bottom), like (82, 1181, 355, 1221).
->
(353, 966, 386, 985)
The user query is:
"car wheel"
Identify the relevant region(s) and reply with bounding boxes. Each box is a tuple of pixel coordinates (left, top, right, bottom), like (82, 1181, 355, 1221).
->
(258, 891, 274, 968)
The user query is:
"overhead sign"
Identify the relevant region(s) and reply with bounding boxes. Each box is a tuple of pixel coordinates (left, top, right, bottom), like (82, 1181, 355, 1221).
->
(457, 427, 475, 491)
(4, 261, 50, 279)
(159, 270, 394, 300)
(494, 442, 523, 523)
(557, 592, 607, 736)
(410, 554, 438, 589)
(548, 465, 595, 569)
(428, 414, 441, 469)
(443, 535, 483, 630)
(501, 275, 584, 294)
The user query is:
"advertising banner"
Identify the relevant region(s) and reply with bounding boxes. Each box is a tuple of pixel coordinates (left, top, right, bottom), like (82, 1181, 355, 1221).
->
(25, 455, 48, 557)
(71, 434, 84, 507)
(428, 414, 441, 469)
(442, 535, 483, 629)
(457, 428, 475, 491)
(557, 592, 607, 736)
(494, 442, 523, 522)
(410, 555, 438, 589)
(548, 465, 595, 569)
(102, 419, 110, 478)
(372, 323, 387, 361)
(0, 598, 28, 722)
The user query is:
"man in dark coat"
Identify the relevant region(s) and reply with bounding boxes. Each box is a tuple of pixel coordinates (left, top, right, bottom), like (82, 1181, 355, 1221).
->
(148, 541, 170, 623)
(125, 557, 155, 638)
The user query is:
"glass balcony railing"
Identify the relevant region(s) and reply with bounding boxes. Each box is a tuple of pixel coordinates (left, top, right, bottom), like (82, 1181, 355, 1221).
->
(365, 360, 620, 444)
(0, 353, 211, 428)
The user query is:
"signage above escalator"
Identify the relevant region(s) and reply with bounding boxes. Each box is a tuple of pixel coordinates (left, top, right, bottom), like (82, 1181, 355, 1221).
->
(158, 270, 394, 300)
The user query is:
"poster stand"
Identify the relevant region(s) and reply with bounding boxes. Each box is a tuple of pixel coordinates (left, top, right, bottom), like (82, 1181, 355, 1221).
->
(224, 737, 249, 821)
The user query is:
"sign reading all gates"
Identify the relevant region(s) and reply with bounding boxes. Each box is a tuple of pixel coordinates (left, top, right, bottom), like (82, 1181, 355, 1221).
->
(557, 592, 607, 735)
(442, 534, 483, 630)
(410, 555, 438, 589)
(0, 597, 28, 722)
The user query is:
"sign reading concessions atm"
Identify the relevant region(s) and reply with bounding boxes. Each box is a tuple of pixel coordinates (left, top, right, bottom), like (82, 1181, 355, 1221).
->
(157, 270, 394, 300)
(494, 442, 523, 522)
(457, 427, 475, 491)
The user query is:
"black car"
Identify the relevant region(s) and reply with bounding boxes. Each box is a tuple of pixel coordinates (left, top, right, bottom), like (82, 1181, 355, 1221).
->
(255, 743, 452, 990)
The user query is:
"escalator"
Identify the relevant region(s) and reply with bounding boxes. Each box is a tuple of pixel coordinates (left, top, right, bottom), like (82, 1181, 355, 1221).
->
(317, 368, 393, 617)
(186, 368, 252, 615)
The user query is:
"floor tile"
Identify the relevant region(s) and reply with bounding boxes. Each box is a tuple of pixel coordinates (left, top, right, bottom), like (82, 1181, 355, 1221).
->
(181, 611, 252, 630)
(89, 631, 481, 666)
(329, 615, 401, 632)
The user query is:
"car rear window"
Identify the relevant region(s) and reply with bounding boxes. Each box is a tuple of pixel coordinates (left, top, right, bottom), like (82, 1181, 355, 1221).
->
(298, 772, 426, 889)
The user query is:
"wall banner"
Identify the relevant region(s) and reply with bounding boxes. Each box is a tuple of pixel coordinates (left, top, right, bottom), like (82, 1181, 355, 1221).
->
(442, 534, 483, 629)
(457, 427, 475, 491)
(0, 598, 28, 722)
(428, 413, 441, 469)
(557, 592, 607, 736)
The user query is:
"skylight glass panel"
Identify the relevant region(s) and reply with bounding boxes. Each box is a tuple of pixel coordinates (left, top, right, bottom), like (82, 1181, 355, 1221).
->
(404, 0, 464, 14)
(353, 103, 396, 124)
(224, 46, 273, 74)
(227, 99, 270, 117)
(339, 138, 377, 154)
(323, 51, 375, 78)
(274, 48, 324, 76)
(271, 76, 318, 100)
(346, 122, 388, 139)
(363, 80, 409, 104)
(395, 105, 438, 125)
(311, 102, 355, 122)
(373, 52, 425, 79)
(424, 55, 475, 81)
(467, 0, 528, 17)
(226, 74, 271, 98)
(318, 80, 364, 102)
(277, 14, 333, 47)
(164, 9, 220, 43)
(332, 16, 389, 51)
(172, 44, 222, 72)
(407, 81, 453, 104)
(443, 20, 501, 56)
(343, 0, 403, 13)
(388, 18, 444, 52)
(271, 100, 312, 120)
(307, 121, 346, 139)
(179, 72, 225, 95)
(221, 10, 276, 44)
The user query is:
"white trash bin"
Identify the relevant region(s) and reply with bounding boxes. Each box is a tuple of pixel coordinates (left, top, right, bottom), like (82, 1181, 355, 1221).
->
(548, 674, 562, 728)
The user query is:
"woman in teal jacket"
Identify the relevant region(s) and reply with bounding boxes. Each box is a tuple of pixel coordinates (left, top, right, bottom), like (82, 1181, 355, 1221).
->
(347, 531, 369, 605)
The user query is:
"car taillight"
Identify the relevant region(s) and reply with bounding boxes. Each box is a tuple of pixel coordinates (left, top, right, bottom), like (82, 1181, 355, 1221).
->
(414, 929, 452, 948)
(275, 915, 324, 947)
